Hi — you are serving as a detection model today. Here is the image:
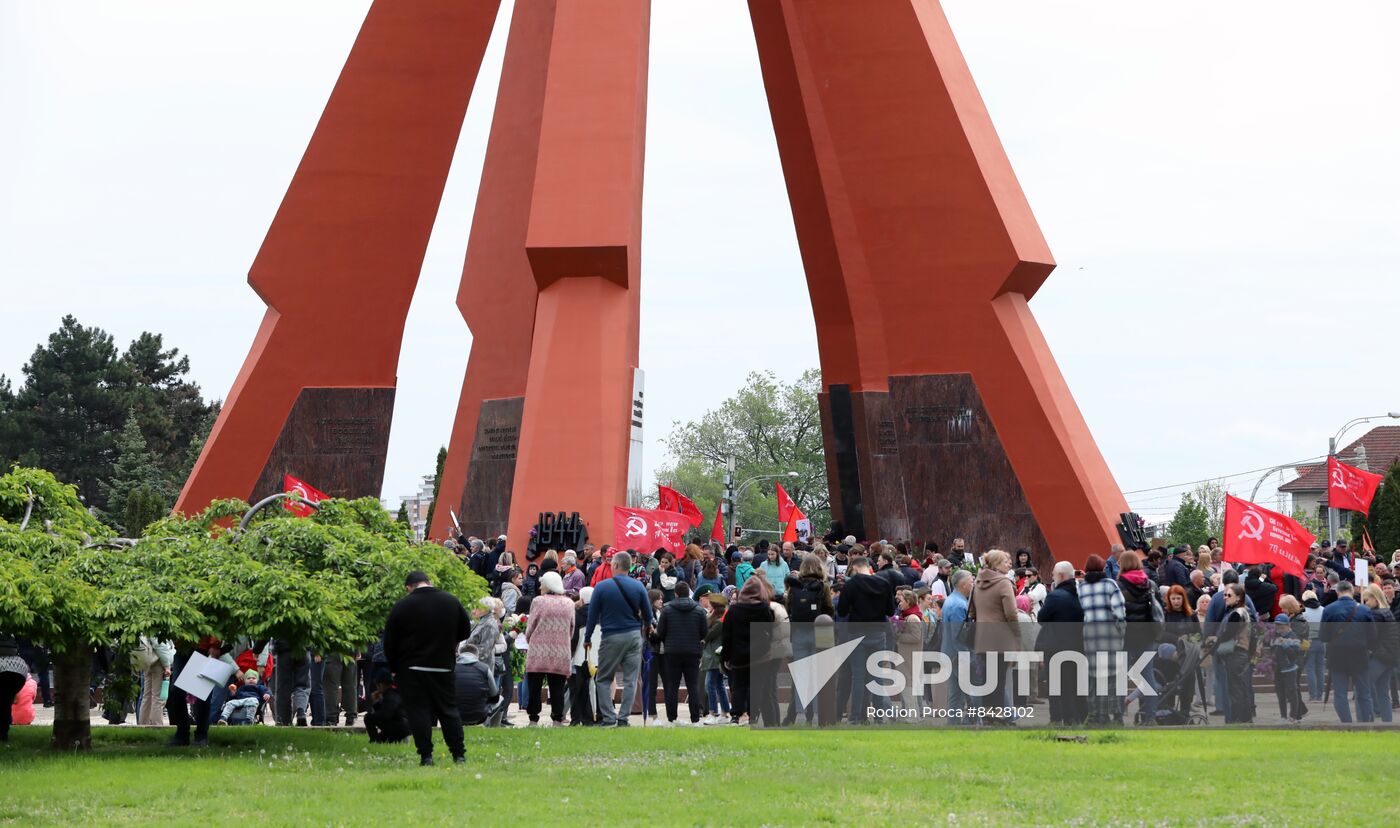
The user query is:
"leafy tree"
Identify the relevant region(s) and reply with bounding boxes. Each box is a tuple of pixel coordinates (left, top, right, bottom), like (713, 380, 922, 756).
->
(0, 466, 486, 751)
(425, 446, 447, 537)
(1293, 507, 1327, 542)
(1189, 480, 1227, 541)
(658, 369, 827, 543)
(1167, 493, 1210, 549)
(1374, 464, 1400, 557)
(98, 413, 169, 534)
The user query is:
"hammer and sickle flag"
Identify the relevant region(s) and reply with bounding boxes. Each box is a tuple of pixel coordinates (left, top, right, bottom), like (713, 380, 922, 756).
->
(282, 474, 329, 517)
(612, 506, 690, 554)
(1221, 494, 1313, 579)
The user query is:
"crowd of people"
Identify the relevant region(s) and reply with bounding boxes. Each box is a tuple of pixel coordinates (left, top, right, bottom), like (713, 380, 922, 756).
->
(5, 530, 1400, 755)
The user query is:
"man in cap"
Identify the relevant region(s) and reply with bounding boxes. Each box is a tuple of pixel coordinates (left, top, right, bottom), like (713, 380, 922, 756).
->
(1159, 545, 1193, 590)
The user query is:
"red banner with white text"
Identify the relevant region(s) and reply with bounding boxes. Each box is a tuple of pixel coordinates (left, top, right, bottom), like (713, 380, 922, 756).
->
(613, 506, 690, 555)
(1221, 494, 1313, 579)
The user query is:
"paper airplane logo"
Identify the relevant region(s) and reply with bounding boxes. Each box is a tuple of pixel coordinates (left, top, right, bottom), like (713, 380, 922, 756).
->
(788, 636, 863, 709)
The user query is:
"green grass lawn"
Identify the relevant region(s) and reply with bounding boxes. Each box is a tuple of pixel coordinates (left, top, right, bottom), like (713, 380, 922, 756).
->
(1, 726, 1396, 825)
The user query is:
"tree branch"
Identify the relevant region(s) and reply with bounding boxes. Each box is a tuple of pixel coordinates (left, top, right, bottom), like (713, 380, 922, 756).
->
(19, 486, 34, 531)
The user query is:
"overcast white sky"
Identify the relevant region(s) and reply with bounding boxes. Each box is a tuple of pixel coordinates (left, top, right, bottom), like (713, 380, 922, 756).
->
(3, 1, 1397, 522)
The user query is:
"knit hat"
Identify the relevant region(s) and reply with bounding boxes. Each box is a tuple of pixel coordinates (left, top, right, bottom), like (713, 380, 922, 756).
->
(540, 571, 564, 595)
(1015, 595, 1032, 614)
(244, 669, 259, 680)
(1274, 613, 1291, 625)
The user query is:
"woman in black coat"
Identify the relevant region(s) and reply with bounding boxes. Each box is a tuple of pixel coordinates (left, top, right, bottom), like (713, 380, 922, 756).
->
(720, 579, 774, 725)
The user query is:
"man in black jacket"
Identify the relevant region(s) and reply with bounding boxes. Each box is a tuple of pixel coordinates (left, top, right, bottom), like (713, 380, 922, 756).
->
(1159, 546, 1193, 590)
(654, 582, 708, 725)
(1035, 561, 1086, 726)
(836, 556, 895, 724)
(1244, 566, 1278, 619)
(453, 643, 503, 726)
(383, 570, 472, 766)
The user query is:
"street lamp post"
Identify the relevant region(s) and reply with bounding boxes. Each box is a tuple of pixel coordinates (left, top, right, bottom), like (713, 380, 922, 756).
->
(730, 469, 799, 543)
(1327, 412, 1400, 544)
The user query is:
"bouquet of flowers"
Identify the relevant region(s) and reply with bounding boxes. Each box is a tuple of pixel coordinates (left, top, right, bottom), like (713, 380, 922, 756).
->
(504, 613, 528, 676)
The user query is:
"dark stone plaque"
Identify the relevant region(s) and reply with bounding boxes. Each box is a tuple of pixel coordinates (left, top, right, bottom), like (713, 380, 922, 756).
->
(251, 387, 395, 504)
(456, 396, 525, 541)
(819, 374, 1047, 565)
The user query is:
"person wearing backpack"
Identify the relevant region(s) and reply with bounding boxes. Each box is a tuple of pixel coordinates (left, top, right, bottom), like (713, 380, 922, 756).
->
(1117, 551, 1164, 723)
(783, 555, 834, 724)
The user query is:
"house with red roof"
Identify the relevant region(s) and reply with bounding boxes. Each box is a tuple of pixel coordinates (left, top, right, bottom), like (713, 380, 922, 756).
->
(1279, 426, 1400, 523)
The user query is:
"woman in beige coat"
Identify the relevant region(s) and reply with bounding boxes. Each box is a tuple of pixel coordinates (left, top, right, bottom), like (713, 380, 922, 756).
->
(968, 549, 1018, 715)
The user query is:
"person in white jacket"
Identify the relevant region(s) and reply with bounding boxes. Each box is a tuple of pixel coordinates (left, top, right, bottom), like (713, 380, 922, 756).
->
(135, 636, 174, 725)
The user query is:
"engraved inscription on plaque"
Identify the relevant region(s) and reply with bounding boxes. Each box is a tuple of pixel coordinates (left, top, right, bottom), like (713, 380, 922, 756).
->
(317, 417, 380, 455)
(903, 405, 975, 444)
(874, 419, 899, 455)
(476, 425, 520, 462)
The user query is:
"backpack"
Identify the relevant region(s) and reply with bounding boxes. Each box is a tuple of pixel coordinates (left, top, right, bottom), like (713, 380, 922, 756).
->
(786, 580, 826, 623)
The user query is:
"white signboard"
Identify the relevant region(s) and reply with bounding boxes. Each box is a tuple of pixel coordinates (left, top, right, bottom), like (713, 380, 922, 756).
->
(173, 652, 236, 701)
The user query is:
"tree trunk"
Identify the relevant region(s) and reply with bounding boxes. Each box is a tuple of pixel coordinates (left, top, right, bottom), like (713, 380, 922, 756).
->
(50, 646, 92, 750)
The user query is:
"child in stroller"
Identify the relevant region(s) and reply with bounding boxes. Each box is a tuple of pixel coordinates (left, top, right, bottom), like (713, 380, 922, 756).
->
(1130, 640, 1209, 726)
(217, 669, 271, 725)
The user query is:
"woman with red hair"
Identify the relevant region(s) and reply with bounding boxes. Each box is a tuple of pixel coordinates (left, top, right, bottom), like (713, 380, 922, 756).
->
(1162, 584, 1200, 641)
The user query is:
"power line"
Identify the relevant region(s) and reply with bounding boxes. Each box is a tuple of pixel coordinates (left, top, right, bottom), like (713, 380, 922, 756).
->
(1121, 454, 1328, 496)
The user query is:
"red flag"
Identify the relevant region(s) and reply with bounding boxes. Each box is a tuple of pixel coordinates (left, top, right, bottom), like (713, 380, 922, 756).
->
(613, 506, 690, 555)
(282, 474, 329, 517)
(709, 506, 725, 546)
(1221, 494, 1313, 580)
(657, 484, 703, 527)
(782, 505, 807, 543)
(1327, 456, 1384, 515)
(775, 482, 796, 523)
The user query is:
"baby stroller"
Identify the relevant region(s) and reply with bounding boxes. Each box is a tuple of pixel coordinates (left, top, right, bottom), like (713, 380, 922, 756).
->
(1130, 638, 1209, 726)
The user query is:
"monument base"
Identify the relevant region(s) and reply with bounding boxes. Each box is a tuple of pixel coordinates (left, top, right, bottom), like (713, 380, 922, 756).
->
(249, 387, 394, 504)
(455, 396, 524, 540)
(821, 374, 1048, 568)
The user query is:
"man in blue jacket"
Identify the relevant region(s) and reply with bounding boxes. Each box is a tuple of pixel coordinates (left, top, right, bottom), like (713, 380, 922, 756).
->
(1320, 580, 1376, 722)
(585, 551, 655, 727)
(939, 569, 974, 722)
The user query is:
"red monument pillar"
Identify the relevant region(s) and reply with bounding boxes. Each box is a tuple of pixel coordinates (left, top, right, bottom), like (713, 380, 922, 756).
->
(175, 0, 501, 514)
(503, 0, 650, 548)
(748, 0, 1127, 562)
(429, 0, 559, 543)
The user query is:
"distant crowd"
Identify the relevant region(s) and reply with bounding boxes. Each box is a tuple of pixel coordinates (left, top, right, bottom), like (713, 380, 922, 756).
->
(4, 531, 1399, 756)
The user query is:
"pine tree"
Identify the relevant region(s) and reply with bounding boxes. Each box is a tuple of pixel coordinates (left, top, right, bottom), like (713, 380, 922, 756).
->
(396, 501, 411, 527)
(0, 318, 216, 508)
(1, 316, 124, 506)
(98, 413, 169, 534)
(113, 332, 217, 490)
(123, 485, 166, 536)
(424, 446, 447, 536)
